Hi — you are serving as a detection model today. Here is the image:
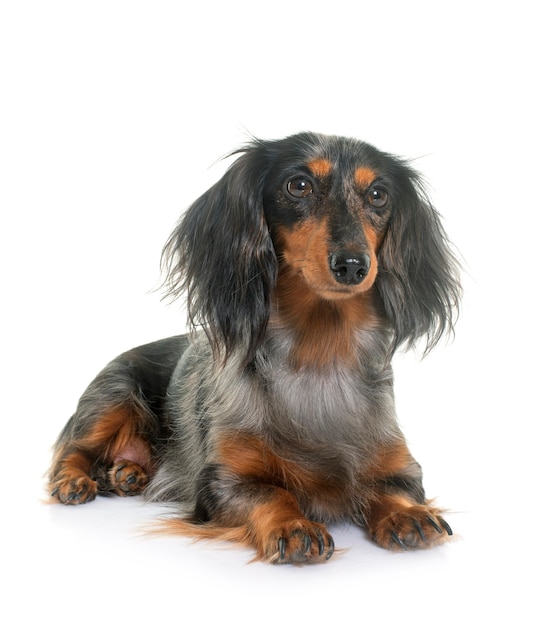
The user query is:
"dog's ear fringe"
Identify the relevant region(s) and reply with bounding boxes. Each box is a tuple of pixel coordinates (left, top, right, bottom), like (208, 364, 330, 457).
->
(160, 145, 278, 364)
(376, 169, 462, 357)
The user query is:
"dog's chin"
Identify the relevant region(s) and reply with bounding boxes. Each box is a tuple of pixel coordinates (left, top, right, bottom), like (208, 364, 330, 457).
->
(307, 279, 374, 302)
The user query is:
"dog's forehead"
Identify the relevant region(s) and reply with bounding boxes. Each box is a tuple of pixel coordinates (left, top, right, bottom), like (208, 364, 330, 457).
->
(305, 158, 377, 193)
(289, 134, 387, 182)
(303, 139, 382, 191)
(262, 133, 403, 194)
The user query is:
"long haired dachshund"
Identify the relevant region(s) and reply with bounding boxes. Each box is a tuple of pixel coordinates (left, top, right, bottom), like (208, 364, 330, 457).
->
(48, 132, 461, 564)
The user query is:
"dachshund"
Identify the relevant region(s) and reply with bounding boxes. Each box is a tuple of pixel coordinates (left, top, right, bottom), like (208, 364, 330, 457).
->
(48, 132, 461, 564)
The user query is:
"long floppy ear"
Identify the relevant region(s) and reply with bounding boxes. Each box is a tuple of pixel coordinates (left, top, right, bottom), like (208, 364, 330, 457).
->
(376, 168, 461, 355)
(161, 144, 277, 364)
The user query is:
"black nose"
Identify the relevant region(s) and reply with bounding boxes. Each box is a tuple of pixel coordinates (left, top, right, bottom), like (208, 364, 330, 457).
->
(329, 252, 371, 285)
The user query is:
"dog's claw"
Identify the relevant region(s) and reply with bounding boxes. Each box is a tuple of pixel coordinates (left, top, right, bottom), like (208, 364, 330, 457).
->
(326, 536, 335, 560)
(278, 537, 286, 561)
(427, 517, 443, 534)
(413, 519, 426, 542)
(317, 532, 325, 556)
(391, 531, 408, 550)
(440, 519, 453, 536)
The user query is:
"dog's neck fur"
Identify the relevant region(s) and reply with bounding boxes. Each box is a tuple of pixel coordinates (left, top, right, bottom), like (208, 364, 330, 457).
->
(271, 267, 381, 371)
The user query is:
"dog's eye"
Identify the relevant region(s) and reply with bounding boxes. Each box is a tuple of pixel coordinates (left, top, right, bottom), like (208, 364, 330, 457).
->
(287, 178, 314, 198)
(367, 187, 389, 209)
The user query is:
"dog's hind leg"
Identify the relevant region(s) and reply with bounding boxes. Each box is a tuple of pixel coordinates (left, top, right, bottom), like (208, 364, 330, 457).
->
(48, 336, 186, 504)
(49, 406, 153, 504)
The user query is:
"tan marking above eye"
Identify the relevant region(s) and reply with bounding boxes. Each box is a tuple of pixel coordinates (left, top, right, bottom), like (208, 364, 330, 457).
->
(307, 158, 333, 178)
(354, 166, 377, 190)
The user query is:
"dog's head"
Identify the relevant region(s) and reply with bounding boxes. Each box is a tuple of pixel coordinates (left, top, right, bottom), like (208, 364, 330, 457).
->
(162, 132, 461, 363)
(261, 134, 397, 300)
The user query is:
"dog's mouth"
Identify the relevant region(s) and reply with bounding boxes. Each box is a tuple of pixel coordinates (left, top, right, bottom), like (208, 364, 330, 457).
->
(318, 286, 369, 301)
(303, 274, 375, 301)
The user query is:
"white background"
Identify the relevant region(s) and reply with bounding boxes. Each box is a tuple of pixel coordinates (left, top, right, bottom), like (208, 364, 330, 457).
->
(1, 1, 536, 624)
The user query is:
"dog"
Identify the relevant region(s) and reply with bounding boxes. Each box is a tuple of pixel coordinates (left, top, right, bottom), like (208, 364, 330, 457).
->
(48, 132, 461, 564)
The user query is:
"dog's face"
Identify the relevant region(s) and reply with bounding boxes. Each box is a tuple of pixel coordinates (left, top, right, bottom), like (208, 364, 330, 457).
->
(262, 135, 396, 301)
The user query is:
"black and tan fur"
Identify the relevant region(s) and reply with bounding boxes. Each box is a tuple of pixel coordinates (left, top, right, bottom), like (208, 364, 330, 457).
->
(48, 132, 461, 564)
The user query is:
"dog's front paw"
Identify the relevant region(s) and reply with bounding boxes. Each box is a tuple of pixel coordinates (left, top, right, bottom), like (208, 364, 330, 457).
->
(371, 502, 453, 550)
(49, 474, 98, 505)
(264, 520, 335, 564)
